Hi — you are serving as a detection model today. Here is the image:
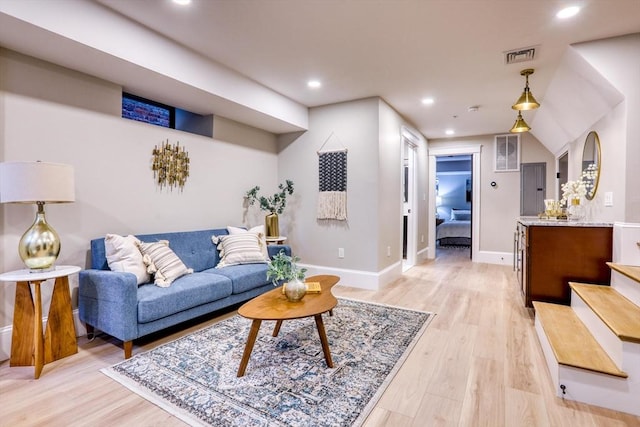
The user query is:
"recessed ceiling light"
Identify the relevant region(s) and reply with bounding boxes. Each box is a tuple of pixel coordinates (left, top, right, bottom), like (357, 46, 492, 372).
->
(445, 129, 455, 136)
(421, 97, 435, 105)
(173, 0, 192, 5)
(307, 80, 322, 89)
(556, 6, 580, 19)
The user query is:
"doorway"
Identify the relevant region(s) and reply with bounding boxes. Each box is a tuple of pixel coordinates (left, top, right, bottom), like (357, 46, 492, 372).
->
(402, 129, 418, 272)
(428, 145, 481, 261)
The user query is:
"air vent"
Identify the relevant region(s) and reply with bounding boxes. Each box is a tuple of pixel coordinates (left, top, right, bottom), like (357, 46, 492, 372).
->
(504, 46, 537, 65)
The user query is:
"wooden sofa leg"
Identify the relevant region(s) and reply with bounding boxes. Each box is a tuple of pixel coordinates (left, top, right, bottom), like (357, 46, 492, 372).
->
(124, 341, 133, 359)
(86, 324, 95, 340)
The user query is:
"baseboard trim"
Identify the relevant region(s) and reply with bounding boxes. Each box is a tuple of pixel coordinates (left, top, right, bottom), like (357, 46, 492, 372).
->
(475, 250, 513, 266)
(299, 262, 403, 291)
(0, 309, 87, 363)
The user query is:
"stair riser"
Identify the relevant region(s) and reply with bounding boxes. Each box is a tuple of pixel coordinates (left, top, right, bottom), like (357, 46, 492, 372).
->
(611, 270, 640, 307)
(571, 290, 625, 368)
(557, 365, 640, 416)
(613, 222, 640, 265)
(535, 318, 640, 416)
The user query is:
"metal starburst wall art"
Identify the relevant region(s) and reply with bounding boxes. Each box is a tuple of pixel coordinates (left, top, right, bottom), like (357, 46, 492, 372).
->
(151, 139, 190, 191)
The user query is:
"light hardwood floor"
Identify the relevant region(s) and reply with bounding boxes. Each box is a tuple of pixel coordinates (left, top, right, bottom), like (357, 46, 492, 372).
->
(1, 247, 639, 426)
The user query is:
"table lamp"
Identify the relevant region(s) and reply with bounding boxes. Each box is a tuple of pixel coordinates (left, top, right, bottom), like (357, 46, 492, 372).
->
(0, 161, 75, 272)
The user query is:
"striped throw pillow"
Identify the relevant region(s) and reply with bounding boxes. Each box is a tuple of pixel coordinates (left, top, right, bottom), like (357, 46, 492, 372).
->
(138, 240, 193, 287)
(212, 233, 269, 268)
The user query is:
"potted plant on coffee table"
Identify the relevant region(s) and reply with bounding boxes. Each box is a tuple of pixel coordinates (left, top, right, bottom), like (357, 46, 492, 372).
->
(267, 250, 307, 302)
(245, 180, 294, 237)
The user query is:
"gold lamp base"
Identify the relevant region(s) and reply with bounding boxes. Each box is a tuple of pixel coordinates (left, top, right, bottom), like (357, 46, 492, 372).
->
(19, 202, 60, 272)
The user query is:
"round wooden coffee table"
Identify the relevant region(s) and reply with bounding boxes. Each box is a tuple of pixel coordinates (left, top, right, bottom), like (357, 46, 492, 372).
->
(236, 274, 340, 377)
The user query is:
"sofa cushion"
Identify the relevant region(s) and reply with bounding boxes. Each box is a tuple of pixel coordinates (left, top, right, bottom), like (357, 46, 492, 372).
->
(137, 272, 233, 323)
(203, 263, 272, 294)
(213, 234, 269, 268)
(104, 234, 150, 285)
(138, 241, 193, 287)
(227, 225, 269, 260)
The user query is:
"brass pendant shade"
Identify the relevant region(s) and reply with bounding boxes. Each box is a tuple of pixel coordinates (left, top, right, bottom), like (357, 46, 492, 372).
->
(510, 111, 531, 133)
(512, 69, 540, 110)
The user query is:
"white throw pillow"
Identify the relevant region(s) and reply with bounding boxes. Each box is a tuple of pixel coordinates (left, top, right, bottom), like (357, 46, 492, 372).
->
(104, 234, 150, 285)
(137, 240, 193, 287)
(212, 233, 269, 268)
(227, 225, 269, 260)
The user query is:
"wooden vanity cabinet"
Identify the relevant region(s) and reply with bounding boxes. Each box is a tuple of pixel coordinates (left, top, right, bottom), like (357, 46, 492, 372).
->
(517, 222, 613, 307)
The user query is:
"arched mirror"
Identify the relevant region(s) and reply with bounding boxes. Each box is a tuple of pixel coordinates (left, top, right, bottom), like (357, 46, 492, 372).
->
(582, 131, 601, 200)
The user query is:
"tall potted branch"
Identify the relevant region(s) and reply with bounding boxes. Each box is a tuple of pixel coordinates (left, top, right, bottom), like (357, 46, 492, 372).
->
(245, 180, 294, 237)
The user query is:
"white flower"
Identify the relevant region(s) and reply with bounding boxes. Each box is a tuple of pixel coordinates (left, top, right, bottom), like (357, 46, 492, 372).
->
(561, 179, 587, 205)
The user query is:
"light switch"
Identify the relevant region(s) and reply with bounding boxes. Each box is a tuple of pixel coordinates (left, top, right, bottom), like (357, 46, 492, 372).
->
(604, 192, 613, 207)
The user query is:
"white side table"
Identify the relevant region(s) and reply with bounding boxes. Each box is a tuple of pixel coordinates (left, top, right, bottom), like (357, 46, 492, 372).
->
(266, 236, 287, 245)
(0, 265, 80, 379)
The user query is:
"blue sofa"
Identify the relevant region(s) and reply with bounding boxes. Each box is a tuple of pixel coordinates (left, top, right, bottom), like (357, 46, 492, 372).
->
(78, 228, 290, 359)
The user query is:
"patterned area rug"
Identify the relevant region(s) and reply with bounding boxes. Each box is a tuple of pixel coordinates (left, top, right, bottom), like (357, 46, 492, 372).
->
(102, 298, 434, 427)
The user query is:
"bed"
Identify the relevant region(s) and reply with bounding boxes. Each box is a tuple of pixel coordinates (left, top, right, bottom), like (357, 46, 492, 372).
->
(436, 208, 471, 246)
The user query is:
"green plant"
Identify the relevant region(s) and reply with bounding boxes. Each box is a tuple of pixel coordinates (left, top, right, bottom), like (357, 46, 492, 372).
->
(267, 250, 306, 286)
(245, 180, 294, 214)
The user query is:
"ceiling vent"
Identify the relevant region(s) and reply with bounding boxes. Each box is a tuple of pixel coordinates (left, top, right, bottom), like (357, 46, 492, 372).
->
(504, 46, 537, 65)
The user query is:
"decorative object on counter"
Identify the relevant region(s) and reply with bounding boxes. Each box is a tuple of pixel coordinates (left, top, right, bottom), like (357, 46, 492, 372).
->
(581, 131, 601, 200)
(0, 161, 75, 272)
(245, 180, 295, 237)
(561, 180, 587, 221)
(267, 249, 307, 302)
(542, 199, 564, 219)
(317, 132, 348, 220)
(151, 139, 189, 191)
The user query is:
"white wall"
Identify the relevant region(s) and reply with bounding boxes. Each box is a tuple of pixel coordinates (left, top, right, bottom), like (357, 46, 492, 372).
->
(573, 33, 640, 222)
(275, 98, 427, 288)
(0, 50, 279, 333)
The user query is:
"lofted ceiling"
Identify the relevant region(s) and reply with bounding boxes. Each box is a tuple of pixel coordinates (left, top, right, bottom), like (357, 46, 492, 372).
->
(2, 0, 640, 143)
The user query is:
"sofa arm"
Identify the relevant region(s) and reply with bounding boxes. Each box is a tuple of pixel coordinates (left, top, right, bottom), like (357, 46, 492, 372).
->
(78, 269, 139, 342)
(267, 244, 291, 258)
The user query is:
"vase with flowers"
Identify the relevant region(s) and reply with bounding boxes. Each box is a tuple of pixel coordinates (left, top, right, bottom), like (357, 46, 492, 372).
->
(267, 250, 307, 302)
(245, 180, 294, 237)
(561, 179, 587, 221)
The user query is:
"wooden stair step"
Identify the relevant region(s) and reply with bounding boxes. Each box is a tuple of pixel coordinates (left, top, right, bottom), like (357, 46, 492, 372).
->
(533, 301, 627, 378)
(570, 282, 640, 344)
(607, 262, 640, 285)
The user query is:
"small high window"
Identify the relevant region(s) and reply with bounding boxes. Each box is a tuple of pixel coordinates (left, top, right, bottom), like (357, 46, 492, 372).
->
(122, 93, 175, 128)
(122, 92, 213, 138)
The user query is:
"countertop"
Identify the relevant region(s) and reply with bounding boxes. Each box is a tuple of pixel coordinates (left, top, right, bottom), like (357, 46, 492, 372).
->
(517, 217, 613, 227)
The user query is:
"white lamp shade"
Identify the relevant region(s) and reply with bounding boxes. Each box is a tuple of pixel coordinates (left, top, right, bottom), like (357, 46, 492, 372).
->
(0, 161, 75, 203)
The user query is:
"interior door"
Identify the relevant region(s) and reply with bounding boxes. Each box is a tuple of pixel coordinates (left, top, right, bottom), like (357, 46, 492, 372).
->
(521, 162, 546, 216)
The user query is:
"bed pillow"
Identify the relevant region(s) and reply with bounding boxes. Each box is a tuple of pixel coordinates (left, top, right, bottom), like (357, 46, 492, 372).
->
(137, 240, 193, 287)
(227, 225, 269, 260)
(212, 233, 269, 268)
(104, 234, 150, 285)
(451, 209, 471, 221)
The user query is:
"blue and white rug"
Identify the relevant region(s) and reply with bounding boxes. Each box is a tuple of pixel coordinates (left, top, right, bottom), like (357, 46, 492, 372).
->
(102, 298, 434, 426)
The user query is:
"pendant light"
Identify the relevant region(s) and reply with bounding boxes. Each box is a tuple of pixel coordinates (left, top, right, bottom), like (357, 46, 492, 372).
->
(510, 111, 531, 133)
(512, 69, 540, 110)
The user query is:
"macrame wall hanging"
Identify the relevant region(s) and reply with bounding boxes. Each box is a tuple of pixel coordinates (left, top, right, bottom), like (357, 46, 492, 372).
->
(317, 132, 348, 221)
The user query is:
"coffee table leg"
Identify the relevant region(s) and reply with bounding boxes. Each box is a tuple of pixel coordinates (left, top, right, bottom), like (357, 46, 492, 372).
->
(314, 315, 333, 368)
(272, 320, 283, 337)
(237, 319, 262, 377)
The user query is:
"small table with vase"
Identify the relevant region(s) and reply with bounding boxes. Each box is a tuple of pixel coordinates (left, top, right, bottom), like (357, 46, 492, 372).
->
(236, 274, 340, 377)
(0, 265, 80, 378)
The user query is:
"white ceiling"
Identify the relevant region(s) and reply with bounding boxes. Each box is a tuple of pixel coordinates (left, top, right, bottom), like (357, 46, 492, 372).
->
(3, 0, 640, 140)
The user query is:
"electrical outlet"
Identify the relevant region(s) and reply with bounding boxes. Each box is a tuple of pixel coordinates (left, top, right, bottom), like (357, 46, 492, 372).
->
(338, 248, 344, 258)
(386, 246, 391, 257)
(421, 235, 424, 243)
